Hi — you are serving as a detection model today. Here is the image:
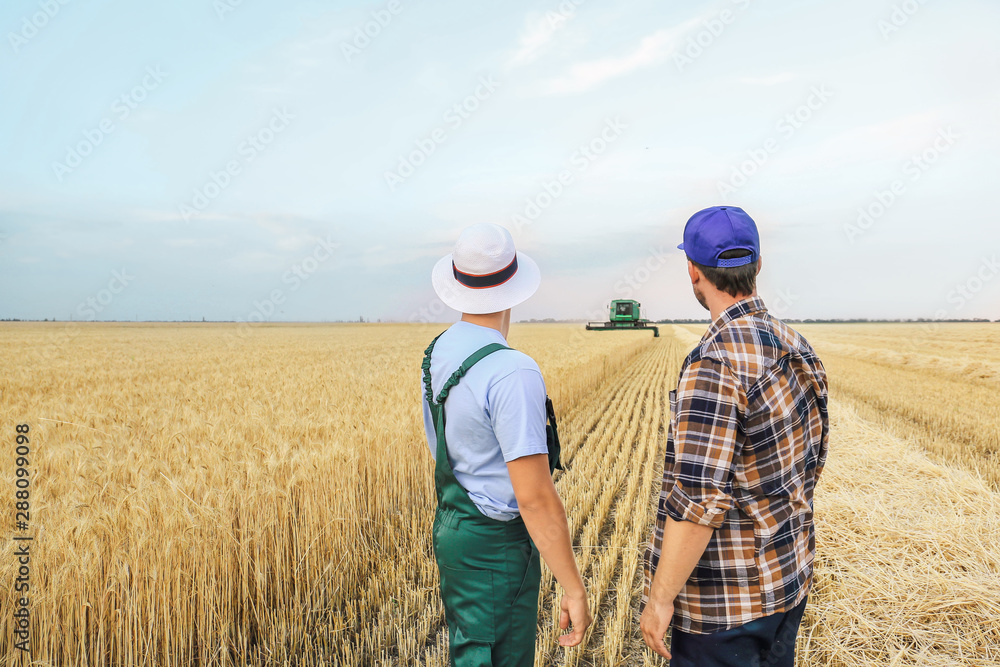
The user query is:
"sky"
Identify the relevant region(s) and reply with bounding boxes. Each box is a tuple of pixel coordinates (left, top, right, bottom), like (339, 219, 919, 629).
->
(1, 0, 998, 323)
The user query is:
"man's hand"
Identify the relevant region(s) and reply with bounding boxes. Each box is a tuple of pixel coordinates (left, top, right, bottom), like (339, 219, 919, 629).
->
(508, 454, 591, 647)
(640, 596, 675, 659)
(641, 518, 714, 659)
(558, 591, 592, 647)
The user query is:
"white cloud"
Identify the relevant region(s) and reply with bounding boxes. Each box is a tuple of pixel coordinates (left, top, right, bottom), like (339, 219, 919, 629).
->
(541, 18, 703, 95)
(506, 5, 597, 69)
(772, 109, 955, 173)
(507, 12, 563, 68)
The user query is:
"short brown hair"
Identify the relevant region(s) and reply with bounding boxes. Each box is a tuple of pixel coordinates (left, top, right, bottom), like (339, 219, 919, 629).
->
(690, 249, 759, 298)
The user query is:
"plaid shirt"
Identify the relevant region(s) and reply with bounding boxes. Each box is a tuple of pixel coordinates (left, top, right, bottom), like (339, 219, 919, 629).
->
(642, 296, 829, 634)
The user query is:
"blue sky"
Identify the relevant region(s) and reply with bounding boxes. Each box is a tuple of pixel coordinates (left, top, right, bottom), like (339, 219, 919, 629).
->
(1, 0, 998, 322)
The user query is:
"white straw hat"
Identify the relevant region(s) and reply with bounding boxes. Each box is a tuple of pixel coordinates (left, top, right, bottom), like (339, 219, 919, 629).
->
(431, 223, 541, 314)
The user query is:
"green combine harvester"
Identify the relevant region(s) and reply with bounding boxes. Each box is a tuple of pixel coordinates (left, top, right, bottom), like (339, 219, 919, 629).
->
(586, 299, 659, 337)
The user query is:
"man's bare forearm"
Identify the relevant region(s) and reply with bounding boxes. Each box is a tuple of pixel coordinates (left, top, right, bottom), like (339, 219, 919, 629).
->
(648, 517, 715, 603)
(519, 493, 585, 598)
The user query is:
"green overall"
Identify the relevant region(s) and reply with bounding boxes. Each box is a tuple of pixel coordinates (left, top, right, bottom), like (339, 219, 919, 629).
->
(422, 335, 562, 667)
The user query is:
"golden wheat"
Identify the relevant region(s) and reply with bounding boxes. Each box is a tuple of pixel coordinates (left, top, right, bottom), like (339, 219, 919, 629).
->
(1, 321, 998, 666)
(0, 322, 649, 666)
(794, 323, 1000, 491)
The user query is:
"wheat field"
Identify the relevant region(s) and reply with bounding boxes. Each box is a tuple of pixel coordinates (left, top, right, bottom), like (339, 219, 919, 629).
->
(1, 321, 998, 666)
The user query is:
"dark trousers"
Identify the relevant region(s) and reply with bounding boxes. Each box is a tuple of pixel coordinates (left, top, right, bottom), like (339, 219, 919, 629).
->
(670, 596, 808, 667)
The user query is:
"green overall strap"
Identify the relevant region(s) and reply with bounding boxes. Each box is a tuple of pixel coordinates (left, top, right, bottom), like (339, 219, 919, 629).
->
(422, 337, 511, 509)
(434, 343, 511, 405)
(422, 333, 445, 406)
(545, 396, 564, 472)
(422, 335, 510, 406)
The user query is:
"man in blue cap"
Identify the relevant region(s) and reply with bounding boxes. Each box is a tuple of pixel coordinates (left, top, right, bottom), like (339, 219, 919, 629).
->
(639, 206, 830, 666)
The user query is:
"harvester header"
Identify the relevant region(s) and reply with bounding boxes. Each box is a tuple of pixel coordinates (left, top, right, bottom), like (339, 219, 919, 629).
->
(586, 299, 659, 337)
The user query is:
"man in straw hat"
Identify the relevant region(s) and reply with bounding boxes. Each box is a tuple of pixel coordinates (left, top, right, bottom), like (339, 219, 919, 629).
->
(421, 223, 591, 665)
(640, 206, 829, 666)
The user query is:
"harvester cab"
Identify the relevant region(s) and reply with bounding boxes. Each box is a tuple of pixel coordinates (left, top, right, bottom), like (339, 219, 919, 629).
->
(586, 299, 659, 337)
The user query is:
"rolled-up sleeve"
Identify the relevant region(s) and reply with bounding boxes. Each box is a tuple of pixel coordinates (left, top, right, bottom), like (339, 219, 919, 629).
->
(663, 357, 746, 529)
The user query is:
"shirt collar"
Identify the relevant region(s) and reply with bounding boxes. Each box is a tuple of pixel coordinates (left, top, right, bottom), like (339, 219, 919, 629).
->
(452, 320, 509, 345)
(700, 295, 768, 343)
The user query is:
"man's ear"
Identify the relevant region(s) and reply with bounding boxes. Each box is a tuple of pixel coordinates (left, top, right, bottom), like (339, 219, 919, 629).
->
(687, 259, 700, 284)
(756, 255, 763, 276)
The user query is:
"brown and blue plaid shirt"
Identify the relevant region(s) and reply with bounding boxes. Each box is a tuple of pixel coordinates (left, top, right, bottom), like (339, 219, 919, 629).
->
(642, 296, 829, 634)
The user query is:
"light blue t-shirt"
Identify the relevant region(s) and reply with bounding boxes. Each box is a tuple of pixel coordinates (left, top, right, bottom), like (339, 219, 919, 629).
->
(421, 321, 549, 521)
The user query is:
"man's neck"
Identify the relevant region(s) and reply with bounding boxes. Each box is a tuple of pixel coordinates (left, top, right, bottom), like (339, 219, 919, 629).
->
(707, 290, 756, 322)
(461, 312, 507, 338)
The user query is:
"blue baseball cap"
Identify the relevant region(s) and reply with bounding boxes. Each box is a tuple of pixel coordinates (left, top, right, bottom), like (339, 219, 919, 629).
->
(677, 206, 760, 268)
